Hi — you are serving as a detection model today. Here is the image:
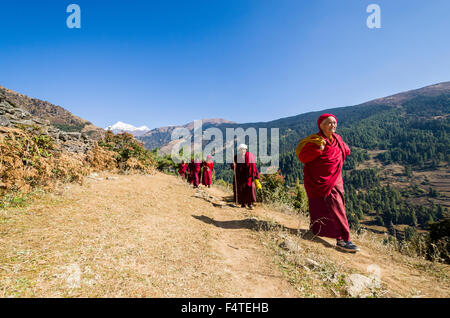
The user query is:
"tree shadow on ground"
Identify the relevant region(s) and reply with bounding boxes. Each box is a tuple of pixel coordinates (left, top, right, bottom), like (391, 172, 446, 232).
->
(192, 215, 334, 249)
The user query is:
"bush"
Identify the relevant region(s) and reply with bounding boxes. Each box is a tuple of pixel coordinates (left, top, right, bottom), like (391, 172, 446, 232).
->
(293, 179, 308, 213)
(257, 171, 293, 206)
(0, 126, 90, 196)
(427, 216, 450, 263)
(98, 131, 156, 173)
(0, 128, 158, 207)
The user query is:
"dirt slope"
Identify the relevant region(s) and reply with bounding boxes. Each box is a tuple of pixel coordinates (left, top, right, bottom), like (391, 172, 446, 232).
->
(0, 172, 448, 297)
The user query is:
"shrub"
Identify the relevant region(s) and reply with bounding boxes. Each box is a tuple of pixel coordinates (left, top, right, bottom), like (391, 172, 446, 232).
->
(257, 171, 293, 206)
(293, 179, 308, 213)
(0, 128, 158, 207)
(98, 131, 156, 173)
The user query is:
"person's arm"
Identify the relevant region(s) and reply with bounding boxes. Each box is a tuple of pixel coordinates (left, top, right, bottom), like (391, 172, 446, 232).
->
(298, 142, 323, 164)
(254, 164, 260, 180)
(343, 142, 351, 156)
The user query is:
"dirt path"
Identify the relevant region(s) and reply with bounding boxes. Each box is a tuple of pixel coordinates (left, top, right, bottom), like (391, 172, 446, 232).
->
(0, 172, 297, 297)
(0, 171, 448, 297)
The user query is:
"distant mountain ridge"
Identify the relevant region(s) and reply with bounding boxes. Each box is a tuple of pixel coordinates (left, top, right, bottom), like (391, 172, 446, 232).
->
(105, 121, 150, 136)
(137, 118, 236, 150)
(360, 81, 450, 107)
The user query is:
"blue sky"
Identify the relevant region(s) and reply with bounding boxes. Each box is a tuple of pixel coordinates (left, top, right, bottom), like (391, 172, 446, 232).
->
(1, 0, 449, 129)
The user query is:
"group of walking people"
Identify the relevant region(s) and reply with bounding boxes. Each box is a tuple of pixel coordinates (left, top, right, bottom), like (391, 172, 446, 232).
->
(176, 113, 360, 253)
(178, 155, 215, 188)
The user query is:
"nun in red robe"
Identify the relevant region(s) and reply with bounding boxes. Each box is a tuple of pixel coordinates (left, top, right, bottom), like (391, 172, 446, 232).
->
(178, 161, 188, 179)
(187, 159, 195, 184)
(189, 157, 202, 188)
(230, 144, 260, 209)
(297, 114, 359, 252)
(202, 155, 215, 187)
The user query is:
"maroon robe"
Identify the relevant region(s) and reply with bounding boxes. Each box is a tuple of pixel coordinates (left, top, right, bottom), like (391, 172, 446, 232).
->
(202, 161, 214, 186)
(187, 160, 195, 184)
(230, 151, 260, 205)
(178, 163, 188, 179)
(189, 160, 201, 187)
(298, 131, 351, 241)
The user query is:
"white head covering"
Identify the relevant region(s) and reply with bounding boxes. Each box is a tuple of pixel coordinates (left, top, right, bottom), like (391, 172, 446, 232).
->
(238, 144, 248, 151)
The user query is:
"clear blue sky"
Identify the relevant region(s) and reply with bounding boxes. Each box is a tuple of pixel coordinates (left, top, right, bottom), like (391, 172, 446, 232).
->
(1, 0, 449, 129)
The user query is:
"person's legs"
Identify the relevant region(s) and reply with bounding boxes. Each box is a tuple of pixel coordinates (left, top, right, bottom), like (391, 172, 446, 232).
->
(325, 187, 351, 242)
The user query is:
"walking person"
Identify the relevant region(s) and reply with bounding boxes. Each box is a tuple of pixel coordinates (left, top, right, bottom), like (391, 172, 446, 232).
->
(178, 161, 188, 180)
(190, 156, 202, 188)
(187, 159, 195, 185)
(296, 113, 360, 252)
(230, 144, 260, 209)
(202, 155, 214, 188)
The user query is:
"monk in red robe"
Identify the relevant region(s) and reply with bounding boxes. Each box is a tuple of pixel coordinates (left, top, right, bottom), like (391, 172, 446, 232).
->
(230, 144, 260, 209)
(187, 159, 195, 184)
(202, 155, 214, 188)
(189, 157, 202, 188)
(297, 113, 360, 252)
(178, 161, 188, 179)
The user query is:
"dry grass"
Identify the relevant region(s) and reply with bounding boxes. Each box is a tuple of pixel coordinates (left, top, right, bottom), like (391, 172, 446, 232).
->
(241, 201, 450, 298)
(1, 127, 157, 210)
(0, 127, 90, 197)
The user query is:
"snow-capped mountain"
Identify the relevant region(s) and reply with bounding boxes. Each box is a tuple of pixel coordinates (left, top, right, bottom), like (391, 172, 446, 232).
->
(105, 121, 150, 136)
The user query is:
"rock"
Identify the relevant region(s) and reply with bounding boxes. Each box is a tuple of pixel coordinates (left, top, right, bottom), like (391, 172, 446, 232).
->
(345, 273, 381, 298)
(87, 172, 104, 181)
(0, 94, 97, 155)
(66, 132, 81, 139)
(305, 258, 320, 268)
(10, 119, 35, 126)
(280, 237, 302, 253)
(32, 118, 47, 125)
(58, 132, 68, 141)
(14, 109, 32, 119)
(0, 115, 10, 126)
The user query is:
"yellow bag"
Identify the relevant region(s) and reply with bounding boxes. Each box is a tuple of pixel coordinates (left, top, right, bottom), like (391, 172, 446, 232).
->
(254, 179, 262, 189)
(295, 134, 326, 159)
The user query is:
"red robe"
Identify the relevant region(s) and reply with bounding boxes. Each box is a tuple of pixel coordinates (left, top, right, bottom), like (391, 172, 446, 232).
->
(178, 163, 188, 179)
(189, 160, 202, 187)
(187, 161, 195, 184)
(230, 152, 260, 205)
(298, 131, 351, 241)
(202, 161, 214, 186)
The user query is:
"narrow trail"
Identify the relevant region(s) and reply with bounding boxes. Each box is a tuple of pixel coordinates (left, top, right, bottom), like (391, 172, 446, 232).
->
(0, 171, 448, 297)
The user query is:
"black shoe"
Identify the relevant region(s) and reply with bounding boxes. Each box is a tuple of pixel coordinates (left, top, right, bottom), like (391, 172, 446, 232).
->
(241, 204, 246, 208)
(336, 240, 360, 253)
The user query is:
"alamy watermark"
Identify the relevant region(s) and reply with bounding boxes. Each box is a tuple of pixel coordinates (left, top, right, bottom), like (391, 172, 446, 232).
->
(66, 4, 81, 29)
(66, 4, 381, 30)
(367, 4, 381, 29)
(170, 120, 279, 174)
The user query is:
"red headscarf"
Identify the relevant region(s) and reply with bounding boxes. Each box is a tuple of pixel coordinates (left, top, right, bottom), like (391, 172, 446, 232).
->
(317, 113, 337, 130)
